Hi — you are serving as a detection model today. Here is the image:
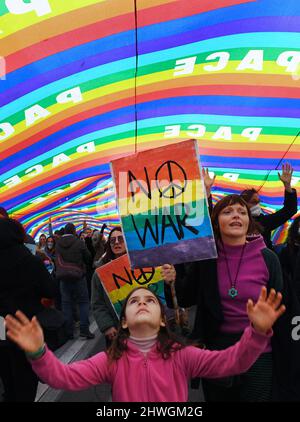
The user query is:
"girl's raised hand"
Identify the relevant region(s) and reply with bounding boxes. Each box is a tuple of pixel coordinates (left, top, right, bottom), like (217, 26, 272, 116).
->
(247, 287, 286, 334)
(5, 310, 44, 353)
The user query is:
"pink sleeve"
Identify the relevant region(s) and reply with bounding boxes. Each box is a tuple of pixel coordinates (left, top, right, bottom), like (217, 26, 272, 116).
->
(30, 347, 111, 390)
(179, 325, 272, 379)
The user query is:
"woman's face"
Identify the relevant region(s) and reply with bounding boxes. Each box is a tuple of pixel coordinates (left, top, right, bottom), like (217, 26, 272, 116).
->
(92, 231, 99, 244)
(218, 203, 249, 241)
(39, 235, 46, 245)
(109, 230, 126, 256)
(46, 238, 54, 250)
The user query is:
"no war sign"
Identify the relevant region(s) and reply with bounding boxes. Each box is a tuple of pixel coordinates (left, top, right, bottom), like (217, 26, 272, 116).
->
(111, 139, 217, 268)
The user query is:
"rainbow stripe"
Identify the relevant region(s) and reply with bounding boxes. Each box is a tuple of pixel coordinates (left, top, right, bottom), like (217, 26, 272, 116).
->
(0, 0, 299, 242)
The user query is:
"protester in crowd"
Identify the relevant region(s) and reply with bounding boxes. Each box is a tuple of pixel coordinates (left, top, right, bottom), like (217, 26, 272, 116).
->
(5, 285, 284, 402)
(162, 194, 299, 401)
(55, 223, 93, 339)
(240, 163, 297, 249)
(79, 231, 86, 241)
(279, 216, 300, 300)
(0, 218, 56, 402)
(84, 227, 95, 260)
(45, 236, 56, 262)
(80, 226, 96, 299)
(41, 236, 55, 276)
(91, 226, 125, 346)
(92, 228, 107, 269)
(54, 230, 62, 241)
(37, 233, 47, 252)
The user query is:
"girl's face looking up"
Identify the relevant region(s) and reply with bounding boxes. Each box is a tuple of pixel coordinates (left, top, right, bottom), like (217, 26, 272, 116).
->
(122, 288, 165, 337)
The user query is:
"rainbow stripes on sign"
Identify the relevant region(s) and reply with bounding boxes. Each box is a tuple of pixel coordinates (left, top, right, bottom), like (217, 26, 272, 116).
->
(111, 139, 217, 267)
(96, 253, 165, 317)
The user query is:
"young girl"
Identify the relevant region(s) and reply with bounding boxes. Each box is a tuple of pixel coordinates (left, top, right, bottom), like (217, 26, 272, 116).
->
(5, 285, 284, 402)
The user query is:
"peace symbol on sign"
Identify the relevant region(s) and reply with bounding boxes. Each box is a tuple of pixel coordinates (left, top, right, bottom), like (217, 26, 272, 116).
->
(155, 161, 187, 199)
(131, 267, 155, 285)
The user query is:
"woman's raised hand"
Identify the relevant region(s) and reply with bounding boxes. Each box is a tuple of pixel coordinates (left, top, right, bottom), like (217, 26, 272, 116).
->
(161, 264, 176, 285)
(5, 310, 44, 353)
(247, 287, 286, 334)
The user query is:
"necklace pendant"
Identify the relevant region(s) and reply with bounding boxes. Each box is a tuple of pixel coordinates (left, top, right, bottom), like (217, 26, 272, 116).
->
(228, 287, 238, 298)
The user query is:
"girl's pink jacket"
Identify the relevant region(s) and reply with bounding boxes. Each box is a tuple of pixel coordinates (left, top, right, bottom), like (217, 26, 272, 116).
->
(31, 325, 271, 402)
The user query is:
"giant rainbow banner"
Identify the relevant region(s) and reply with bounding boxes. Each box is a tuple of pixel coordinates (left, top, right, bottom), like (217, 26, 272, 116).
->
(0, 0, 299, 242)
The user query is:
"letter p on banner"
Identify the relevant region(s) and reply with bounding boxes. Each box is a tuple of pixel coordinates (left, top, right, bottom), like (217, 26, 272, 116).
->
(5, 0, 52, 17)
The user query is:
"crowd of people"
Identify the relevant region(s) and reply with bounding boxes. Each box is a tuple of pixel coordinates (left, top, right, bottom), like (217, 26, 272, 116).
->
(0, 163, 299, 402)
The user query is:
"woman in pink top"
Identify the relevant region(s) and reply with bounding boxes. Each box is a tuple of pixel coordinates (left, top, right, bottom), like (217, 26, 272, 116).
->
(5, 286, 284, 402)
(162, 194, 296, 401)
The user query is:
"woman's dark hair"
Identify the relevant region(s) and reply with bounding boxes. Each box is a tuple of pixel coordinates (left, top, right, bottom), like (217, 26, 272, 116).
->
(101, 225, 123, 264)
(211, 194, 257, 241)
(240, 188, 258, 203)
(106, 287, 189, 363)
(287, 216, 300, 250)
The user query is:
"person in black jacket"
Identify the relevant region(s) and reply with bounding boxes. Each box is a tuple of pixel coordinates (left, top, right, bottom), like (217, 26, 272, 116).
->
(240, 163, 298, 249)
(55, 223, 94, 339)
(162, 194, 300, 402)
(280, 216, 300, 301)
(0, 218, 56, 401)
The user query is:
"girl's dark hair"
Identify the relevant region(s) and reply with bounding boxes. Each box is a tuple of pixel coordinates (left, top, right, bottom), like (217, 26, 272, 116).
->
(101, 225, 123, 264)
(211, 194, 257, 241)
(287, 216, 300, 250)
(106, 287, 188, 363)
